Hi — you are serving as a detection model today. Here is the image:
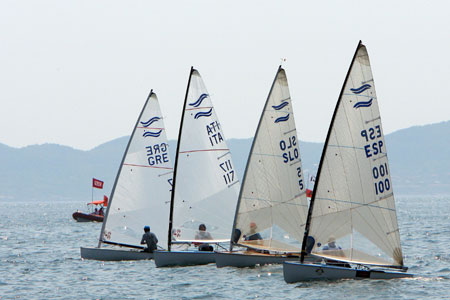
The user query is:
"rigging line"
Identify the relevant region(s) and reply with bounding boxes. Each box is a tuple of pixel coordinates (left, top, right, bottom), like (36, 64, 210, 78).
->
(179, 148, 230, 154)
(365, 116, 381, 124)
(158, 171, 174, 177)
(315, 197, 396, 212)
(137, 127, 165, 130)
(123, 163, 173, 170)
(289, 160, 301, 166)
(185, 106, 213, 111)
(327, 144, 365, 150)
(228, 180, 240, 188)
(342, 93, 376, 99)
(217, 151, 231, 160)
(251, 153, 283, 158)
(372, 153, 388, 161)
(283, 128, 297, 135)
(265, 109, 290, 114)
(362, 78, 374, 84)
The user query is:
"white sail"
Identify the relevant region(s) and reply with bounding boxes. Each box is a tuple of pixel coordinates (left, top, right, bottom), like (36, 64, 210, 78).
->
(232, 67, 308, 252)
(307, 43, 403, 267)
(100, 91, 173, 249)
(170, 69, 240, 244)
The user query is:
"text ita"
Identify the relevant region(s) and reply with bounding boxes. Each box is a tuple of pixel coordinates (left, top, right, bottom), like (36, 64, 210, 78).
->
(206, 121, 224, 146)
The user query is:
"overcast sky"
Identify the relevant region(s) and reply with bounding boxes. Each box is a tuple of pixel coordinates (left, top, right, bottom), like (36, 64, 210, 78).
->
(1, 0, 449, 150)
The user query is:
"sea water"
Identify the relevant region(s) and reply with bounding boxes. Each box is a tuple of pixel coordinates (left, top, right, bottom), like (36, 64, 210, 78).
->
(0, 196, 449, 299)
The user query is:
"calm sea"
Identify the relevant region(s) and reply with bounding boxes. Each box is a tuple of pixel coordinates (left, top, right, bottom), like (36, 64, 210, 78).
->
(1, 196, 449, 299)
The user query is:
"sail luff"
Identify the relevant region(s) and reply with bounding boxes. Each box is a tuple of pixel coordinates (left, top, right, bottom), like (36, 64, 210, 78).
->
(167, 66, 194, 251)
(300, 41, 363, 262)
(98, 89, 154, 248)
(229, 65, 283, 251)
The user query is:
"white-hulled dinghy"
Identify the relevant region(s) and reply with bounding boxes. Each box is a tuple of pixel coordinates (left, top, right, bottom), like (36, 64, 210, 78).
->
(283, 41, 413, 282)
(215, 67, 314, 268)
(153, 67, 240, 267)
(81, 90, 173, 261)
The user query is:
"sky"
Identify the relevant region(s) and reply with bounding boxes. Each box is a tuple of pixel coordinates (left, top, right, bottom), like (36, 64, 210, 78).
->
(1, 0, 449, 150)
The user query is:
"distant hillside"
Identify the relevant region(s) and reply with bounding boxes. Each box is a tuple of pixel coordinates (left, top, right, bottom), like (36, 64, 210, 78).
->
(0, 121, 448, 201)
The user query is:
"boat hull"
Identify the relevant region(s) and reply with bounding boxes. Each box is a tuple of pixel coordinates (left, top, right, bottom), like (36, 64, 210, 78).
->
(153, 250, 215, 268)
(283, 262, 413, 283)
(215, 251, 301, 268)
(72, 212, 103, 222)
(80, 247, 153, 261)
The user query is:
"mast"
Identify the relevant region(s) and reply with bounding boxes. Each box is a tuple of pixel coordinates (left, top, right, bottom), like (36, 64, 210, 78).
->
(98, 89, 154, 248)
(167, 66, 194, 251)
(229, 65, 282, 251)
(300, 41, 363, 263)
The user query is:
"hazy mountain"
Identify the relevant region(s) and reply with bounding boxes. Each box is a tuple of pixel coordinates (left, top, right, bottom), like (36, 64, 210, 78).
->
(0, 121, 448, 201)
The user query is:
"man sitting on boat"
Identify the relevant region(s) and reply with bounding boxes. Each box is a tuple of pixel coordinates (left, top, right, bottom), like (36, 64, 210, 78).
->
(244, 222, 263, 242)
(321, 236, 350, 267)
(322, 236, 341, 251)
(194, 224, 213, 251)
(140, 225, 158, 253)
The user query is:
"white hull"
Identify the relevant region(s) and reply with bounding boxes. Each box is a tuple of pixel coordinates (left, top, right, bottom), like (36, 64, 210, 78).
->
(215, 251, 301, 268)
(283, 262, 413, 283)
(80, 247, 153, 261)
(153, 250, 215, 268)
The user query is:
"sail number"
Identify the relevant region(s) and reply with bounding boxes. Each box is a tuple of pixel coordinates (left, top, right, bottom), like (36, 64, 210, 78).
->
(146, 143, 169, 166)
(360, 125, 384, 158)
(297, 167, 304, 191)
(280, 136, 299, 163)
(206, 121, 224, 147)
(220, 159, 235, 185)
(372, 163, 391, 195)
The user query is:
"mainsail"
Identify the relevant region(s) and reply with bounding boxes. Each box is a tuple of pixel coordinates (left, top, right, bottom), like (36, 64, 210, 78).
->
(302, 42, 404, 267)
(99, 91, 173, 249)
(168, 68, 240, 249)
(231, 67, 309, 253)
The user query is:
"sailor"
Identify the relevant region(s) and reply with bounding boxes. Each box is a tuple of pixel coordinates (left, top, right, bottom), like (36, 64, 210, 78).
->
(322, 236, 341, 251)
(322, 236, 350, 267)
(140, 225, 158, 253)
(195, 224, 213, 251)
(244, 222, 262, 241)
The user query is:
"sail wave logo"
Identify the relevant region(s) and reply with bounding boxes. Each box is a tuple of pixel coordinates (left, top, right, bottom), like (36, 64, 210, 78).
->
(353, 98, 373, 109)
(350, 84, 372, 94)
(274, 113, 290, 123)
(143, 129, 163, 138)
(194, 108, 213, 119)
(272, 101, 289, 110)
(189, 93, 209, 107)
(140, 116, 160, 127)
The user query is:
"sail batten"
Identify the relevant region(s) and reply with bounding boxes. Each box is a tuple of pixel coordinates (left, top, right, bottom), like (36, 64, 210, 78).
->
(303, 42, 404, 267)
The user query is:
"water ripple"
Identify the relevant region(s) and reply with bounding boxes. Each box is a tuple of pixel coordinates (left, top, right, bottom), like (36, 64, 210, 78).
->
(0, 198, 449, 299)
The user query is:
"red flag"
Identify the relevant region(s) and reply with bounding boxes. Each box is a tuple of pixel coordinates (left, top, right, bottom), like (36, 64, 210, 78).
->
(92, 178, 104, 189)
(306, 189, 313, 198)
(103, 195, 108, 207)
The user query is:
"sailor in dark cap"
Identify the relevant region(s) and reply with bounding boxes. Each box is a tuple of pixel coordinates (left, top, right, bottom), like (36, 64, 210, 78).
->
(140, 225, 158, 253)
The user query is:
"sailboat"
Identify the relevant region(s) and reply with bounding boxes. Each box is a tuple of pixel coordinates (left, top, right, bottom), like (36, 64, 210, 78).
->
(153, 67, 241, 267)
(283, 41, 413, 282)
(80, 90, 173, 261)
(215, 66, 313, 268)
